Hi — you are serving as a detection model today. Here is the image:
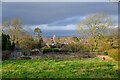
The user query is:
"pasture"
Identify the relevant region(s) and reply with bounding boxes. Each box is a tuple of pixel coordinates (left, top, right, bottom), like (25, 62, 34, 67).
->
(2, 57, 118, 78)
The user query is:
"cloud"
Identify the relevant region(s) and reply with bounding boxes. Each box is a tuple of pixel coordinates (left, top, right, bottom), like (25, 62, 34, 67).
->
(2, 2, 118, 25)
(23, 14, 118, 32)
(23, 24, 118, 38)
(24, 24, 76, 31)
(23, 24, 78, 37)
(111, 15, 118, 26)
(2, 0, 111, 2)
(48, 16, 85, 26)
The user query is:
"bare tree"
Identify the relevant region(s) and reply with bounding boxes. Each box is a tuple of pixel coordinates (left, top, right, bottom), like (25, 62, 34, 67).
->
(77, 13, 112, 51)
(3, 19, 23, 43)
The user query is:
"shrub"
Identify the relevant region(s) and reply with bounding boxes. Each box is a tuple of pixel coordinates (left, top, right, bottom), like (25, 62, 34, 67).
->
(2, 51, 11, 60)
(19, 56, 32, 60)
(106, 49, 119, 61)
(61, 42, 88, 53)
(42, 48, 60, 54)
(31, 49, 40, 55)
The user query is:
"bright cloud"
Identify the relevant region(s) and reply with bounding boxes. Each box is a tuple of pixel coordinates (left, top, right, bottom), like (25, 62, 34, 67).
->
(24, 24, 76, 31)
(48, 16, 85, 26)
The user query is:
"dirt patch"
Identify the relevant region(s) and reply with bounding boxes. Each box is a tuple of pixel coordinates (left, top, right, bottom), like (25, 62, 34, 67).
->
(97, 55, 114, 61)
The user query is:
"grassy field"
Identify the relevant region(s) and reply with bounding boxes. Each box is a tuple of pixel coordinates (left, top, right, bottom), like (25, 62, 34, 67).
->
(2, 57, 118, 78)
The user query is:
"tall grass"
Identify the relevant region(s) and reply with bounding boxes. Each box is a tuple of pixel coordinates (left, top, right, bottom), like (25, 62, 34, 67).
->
(107, 49, 119, 61)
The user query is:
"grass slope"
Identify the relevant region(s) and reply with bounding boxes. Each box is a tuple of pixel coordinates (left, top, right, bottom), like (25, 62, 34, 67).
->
(2, 58, 118, 78)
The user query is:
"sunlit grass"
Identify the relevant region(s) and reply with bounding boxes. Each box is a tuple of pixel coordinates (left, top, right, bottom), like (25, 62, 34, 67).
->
(2, 58, 118, 78)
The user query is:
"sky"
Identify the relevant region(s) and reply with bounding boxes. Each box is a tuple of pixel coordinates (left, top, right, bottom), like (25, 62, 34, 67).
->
(2, 2, 118, 37)
(1, 0, 119, 2)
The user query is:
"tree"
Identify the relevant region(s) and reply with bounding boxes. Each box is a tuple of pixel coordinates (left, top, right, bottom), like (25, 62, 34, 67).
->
(34, 27, 42, 39)
(6, 34, 11, 49)
(77, 13, 112, 51)
(2, 19, 23, 49)
(11, 42, 15, 51)
(2, 19, 34, 50)
(6, 37, 11, 50)
(2, 33, 7, 50)
(34, 27, 42, 48)
(2, 33, 15, 51)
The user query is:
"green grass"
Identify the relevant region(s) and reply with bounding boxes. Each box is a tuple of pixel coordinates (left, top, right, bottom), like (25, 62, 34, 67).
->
(2, 58, 118, 78)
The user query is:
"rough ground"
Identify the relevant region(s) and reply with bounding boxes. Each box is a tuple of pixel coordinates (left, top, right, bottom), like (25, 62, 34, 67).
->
(32, 53, 96, 59)
(97, 55, 114, 61)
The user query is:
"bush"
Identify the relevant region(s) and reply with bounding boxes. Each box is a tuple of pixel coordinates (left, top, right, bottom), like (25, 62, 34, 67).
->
(31, 49, 40, 55)
(106, 49, 119, 61)
(42, 48, 60, 54)
(2, 51, 11, 60)
(19, 56, 32, 60)
(61, 42, 88, 53)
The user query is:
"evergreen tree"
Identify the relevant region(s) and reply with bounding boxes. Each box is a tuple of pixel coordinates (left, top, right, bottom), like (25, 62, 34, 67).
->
(11, 42, 15, 51)
(2, 33, 15, 51)
(2, 33, 7, 50)
(6, 39, 11, 50)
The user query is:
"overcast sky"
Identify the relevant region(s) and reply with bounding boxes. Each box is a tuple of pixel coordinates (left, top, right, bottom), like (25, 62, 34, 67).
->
(2, 2, 118, 37)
